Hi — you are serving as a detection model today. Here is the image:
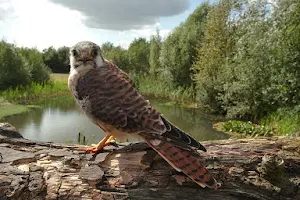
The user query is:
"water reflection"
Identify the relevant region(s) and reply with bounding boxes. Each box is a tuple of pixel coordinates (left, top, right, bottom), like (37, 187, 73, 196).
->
(5, 96, 229, 144)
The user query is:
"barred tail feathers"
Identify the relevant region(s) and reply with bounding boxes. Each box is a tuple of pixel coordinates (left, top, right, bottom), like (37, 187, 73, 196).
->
(143, 137, 217, 189)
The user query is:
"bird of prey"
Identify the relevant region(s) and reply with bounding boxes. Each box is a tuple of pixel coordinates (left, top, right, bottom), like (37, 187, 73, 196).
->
(68, 41, 217, 189)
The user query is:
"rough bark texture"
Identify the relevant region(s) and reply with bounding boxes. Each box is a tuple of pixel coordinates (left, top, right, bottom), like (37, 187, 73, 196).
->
(0, 122, 300, 200)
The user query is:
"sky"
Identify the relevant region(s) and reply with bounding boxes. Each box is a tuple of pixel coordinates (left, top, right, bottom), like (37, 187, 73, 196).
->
(0, 0, 213, 50)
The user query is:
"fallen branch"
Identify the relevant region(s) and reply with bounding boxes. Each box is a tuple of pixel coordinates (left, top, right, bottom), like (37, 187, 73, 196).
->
(0, 122, 299, 200)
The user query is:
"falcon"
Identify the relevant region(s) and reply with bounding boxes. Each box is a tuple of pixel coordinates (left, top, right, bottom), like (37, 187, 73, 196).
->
(68, 41, 217, 189)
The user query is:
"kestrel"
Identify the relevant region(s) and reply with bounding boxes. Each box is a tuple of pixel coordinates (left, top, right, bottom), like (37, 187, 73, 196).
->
(68, 41, 217, 189)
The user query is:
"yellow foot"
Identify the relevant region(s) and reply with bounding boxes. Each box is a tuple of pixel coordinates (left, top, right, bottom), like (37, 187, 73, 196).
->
(77, 146, 102, 153)
(77, 136, 117, 153)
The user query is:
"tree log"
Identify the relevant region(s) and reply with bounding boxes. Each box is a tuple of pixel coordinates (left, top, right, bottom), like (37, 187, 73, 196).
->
(0, 122, 299, 200)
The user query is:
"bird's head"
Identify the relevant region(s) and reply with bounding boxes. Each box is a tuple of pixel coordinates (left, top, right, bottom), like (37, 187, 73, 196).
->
(69, 41, 105, 72)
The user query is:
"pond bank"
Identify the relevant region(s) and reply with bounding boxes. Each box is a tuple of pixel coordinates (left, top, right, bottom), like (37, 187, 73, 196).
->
(0, 98, 31, 120)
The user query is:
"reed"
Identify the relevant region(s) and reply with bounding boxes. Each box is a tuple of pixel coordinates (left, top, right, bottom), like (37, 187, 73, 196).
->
(1, 74, 69, 103)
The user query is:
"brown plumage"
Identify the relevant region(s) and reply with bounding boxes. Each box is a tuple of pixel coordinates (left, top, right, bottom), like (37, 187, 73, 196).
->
(68, 41, 218, 189)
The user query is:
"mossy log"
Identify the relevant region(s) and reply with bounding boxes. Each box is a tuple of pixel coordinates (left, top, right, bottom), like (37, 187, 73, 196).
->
(0, 122, 300, 200)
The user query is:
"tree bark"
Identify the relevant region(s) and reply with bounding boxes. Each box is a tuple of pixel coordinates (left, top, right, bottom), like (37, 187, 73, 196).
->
(0, 122, 299, 200)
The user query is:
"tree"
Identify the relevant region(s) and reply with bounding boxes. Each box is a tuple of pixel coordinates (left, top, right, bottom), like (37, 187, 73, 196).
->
(103, 45, 130, 71)
(18, 47, 51, 84)
(0, 41, 31, 90)
(127, 38, 150, 74)
(149, 29, 162, 75)
(160, 2, 210, 87)
(101, 42, 114, 54)
(42, 47, 60, 73)
(42, 46, 69, 73)
(57, 46, 70, 73)
(193, 0, 233, 113)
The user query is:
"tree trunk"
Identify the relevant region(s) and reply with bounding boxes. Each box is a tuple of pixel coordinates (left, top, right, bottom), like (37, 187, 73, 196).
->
(0, 122, 299, 200)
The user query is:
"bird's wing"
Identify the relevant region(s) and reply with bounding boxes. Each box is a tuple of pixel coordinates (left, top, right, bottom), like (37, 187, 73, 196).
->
(104, 60, 136, 88)
(76, 62, 165, 134)
(76, 62, 205, 150)
(76, 62, 217, 188)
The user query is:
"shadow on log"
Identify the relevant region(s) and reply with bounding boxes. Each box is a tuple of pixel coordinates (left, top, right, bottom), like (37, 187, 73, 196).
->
(0, 122, 300, 200)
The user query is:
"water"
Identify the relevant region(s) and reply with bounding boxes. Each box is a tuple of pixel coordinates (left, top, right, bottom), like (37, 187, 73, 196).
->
(4, 96, 229, 144)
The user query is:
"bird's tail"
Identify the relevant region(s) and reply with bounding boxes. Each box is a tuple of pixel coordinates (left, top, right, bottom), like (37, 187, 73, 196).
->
(142, 136, 218, 189)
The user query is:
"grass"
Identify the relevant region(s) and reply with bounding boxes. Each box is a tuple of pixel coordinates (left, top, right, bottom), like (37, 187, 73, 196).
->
(0, 104, 30, 120)
(132, 75, 197, 105)
(0, 73, 70, 119)
(260, 106, 300, 136)
(218, 120, 275, 138)
(1, 74, 69, 103)
(214, 105, 300, 138)
(50, 73, 69, 81)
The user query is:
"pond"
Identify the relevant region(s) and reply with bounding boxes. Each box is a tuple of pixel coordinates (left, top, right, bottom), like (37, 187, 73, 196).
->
(4, 96, 229, 144)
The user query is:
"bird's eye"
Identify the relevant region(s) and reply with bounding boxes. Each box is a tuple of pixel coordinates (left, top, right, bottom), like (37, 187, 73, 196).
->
(91, 50, 98, 57)
(72, 50, 78, 57)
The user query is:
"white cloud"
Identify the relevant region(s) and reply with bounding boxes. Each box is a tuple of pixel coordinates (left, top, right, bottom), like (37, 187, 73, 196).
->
(1, 0, 93, 49)
(49, 0, 189, 31)
(0, 0, 179, 50)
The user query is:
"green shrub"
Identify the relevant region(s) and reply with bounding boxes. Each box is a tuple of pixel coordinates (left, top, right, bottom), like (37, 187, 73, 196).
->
(261, 106, 300, 136)
(18, 47, 51, 84)
(0, 41, 31, 90)
(222, 120, 274, 137)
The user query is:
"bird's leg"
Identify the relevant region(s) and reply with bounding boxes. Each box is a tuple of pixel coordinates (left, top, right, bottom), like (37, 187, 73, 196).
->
(78, 135, 116, 153)
(105, 136, 118, 147)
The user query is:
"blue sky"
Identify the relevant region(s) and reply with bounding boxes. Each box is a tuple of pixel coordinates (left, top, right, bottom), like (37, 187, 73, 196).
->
(0, 0, 214, 50)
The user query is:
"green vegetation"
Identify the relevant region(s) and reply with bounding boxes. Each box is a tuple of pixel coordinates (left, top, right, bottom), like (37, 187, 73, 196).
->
(221, 120, 274, 138)
(261, 106, 300, 137)
(1, 0, 300, 137)
(194, 0, 300, 120)
(0, 104, 30, 120)
(42, 46, 70, 73)
(1, 78, 68, 103)
(132, 75, 195, 103)
(0, 41, 51, 91)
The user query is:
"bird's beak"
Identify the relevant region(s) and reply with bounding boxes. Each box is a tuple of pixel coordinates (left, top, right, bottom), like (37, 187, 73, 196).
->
(79, 51, 89, 63)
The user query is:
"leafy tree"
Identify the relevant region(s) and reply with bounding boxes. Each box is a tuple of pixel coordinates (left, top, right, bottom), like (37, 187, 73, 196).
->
(42, 47, 60, 73)
(160, 2, 210, 87)
(0, 41, 31, 90)
(101, 42, 114, 54)
(149, 29, 162, 75)
(18, 47, 51, 84)
(57, 46, 70, 73)
(42, 46, 69, 73)
(127, 38, 150, 74)
(220, 0, 274, 119)
(193, 0, 234, 113)
(270, 0, 300, 107)
(194, 0, 300, 120)
(103, 45, 130, 71)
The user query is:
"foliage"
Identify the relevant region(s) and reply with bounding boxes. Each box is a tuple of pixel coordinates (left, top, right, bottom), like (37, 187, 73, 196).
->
(160, 2, 210, 87)
(42, 46, 69, 73)
(102, 43, 130, 71)
(222, 120, 274, 137)
(149, 29, 162, 75)
(194, 0, 300, 120)
(132, 75, 196, 103)
(1, 79, 69, 103)
(0, 41, 31, 90)
(193, 0, 236, 114)
(0, 104, 30, 120)
(127, 38, 150, 74)
(18, 47, 51, 84)
(261, 106, 300, 136)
